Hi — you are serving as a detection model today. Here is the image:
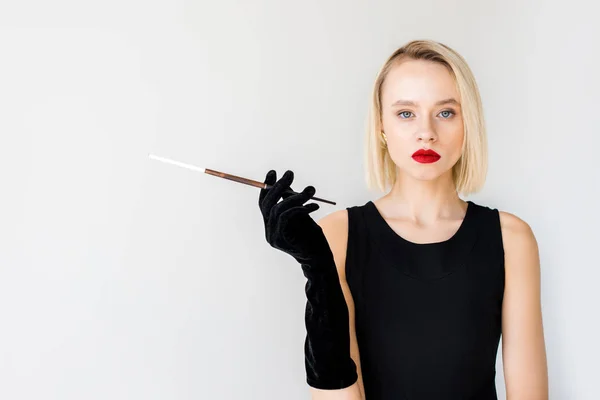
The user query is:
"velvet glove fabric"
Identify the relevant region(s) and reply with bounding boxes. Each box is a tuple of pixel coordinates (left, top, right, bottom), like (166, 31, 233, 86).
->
(258, 169, 358, 390)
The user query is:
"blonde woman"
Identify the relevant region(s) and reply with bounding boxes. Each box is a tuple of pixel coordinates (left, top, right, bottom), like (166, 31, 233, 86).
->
(259, 40, 548, 399)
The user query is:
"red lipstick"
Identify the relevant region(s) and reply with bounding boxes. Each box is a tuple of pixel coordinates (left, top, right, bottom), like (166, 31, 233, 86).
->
(412, 148, 441, 164)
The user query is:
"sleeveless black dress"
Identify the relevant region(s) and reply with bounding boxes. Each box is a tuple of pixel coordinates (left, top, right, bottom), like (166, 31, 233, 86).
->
(345, 200, 504, 400)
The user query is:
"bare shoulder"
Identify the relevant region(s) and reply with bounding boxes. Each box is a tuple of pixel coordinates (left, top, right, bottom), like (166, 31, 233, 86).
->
(317, 209, 349, 233)
(316, 210, 350, 279)
(498, 210, 537, 245)
(498, 210, 540, 271)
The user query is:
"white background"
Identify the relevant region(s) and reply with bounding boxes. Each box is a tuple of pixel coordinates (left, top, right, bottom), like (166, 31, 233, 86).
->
(1, 1, 598, 399)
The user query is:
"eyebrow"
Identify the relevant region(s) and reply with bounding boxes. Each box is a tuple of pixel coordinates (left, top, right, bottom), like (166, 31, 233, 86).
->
(391, 98, 461, 107)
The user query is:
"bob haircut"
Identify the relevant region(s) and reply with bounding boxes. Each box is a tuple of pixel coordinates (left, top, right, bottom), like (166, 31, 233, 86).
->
(364, 39, 488, 196)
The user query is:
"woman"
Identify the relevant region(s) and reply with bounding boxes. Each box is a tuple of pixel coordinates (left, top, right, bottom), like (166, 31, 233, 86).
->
(258, 40, 548, 400)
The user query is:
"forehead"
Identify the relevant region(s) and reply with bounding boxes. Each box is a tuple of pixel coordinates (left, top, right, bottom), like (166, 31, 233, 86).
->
(381, 59, 460, 106)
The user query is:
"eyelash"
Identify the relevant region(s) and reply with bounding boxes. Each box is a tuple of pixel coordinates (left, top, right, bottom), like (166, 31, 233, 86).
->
(396, 109, 456, 119)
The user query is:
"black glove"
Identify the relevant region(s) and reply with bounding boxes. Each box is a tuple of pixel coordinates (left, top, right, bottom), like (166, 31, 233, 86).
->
(258, 169, 358, 390)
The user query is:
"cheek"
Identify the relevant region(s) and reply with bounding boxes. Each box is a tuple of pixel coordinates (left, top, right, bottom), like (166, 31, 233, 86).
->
(439, 121, 464, 146)
(385, 137, 415, 167)
(445, 132, 465, 164)
(381, 115, 396, 136)
(454, 127, 465, 149)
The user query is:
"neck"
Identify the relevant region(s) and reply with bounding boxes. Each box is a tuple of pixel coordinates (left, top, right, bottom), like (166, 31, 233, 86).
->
(381, 169, 465, 223)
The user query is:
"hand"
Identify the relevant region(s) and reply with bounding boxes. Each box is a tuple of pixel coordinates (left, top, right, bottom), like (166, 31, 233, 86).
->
(258, 169, 327, 264)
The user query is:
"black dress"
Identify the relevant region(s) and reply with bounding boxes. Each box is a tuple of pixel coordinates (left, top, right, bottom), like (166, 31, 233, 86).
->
(345, 200, 504, 399)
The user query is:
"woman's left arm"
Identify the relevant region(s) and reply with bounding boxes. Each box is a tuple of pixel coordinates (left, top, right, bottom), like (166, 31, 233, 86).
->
(499, 211, 549, 400)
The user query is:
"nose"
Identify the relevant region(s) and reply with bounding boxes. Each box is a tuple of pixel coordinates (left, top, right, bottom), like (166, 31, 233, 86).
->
(418, 133, 436, 142)
(416, 118, 438, 143)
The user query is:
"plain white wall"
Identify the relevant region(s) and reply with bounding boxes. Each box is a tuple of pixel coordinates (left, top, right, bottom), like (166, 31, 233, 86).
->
(1, 1, 598, 399)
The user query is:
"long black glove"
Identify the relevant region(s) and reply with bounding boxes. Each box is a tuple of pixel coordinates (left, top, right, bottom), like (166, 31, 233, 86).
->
(258, 169, 358, 390)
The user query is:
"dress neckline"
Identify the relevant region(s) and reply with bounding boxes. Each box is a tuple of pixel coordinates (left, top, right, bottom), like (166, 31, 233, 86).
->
(364, 199, 480, 280)
(366, 200, 474, 247)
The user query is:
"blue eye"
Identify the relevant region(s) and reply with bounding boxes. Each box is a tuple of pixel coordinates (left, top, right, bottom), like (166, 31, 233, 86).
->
(439, 110, 455, 119)
(397, 111, 413, 119)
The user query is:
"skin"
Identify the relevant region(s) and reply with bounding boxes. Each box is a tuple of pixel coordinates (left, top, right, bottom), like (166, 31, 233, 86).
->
(309, 59, 548, 399)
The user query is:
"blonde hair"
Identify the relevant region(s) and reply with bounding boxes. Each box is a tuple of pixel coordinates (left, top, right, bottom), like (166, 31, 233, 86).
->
(364, 39, 488, 196)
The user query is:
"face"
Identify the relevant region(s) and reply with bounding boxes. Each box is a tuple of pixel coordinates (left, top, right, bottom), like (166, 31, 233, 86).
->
(380, 59, 464, 182)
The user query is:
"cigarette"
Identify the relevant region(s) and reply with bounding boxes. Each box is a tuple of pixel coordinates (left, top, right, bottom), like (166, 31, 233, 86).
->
(147, 153, 336, 205)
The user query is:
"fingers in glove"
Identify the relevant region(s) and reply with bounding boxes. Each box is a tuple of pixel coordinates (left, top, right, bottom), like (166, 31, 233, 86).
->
(259, 170, 277, 208)
(268, 185, 318, 238)
(278, 202, 320, 227)
(271, 185, 316, 220)
(260, 170, 294, 216)
(305, 203, 320, 214)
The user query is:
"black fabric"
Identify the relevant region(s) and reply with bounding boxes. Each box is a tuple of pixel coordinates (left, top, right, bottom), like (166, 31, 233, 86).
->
(258, 170, 358, 389)
(345, 200, 505, 400)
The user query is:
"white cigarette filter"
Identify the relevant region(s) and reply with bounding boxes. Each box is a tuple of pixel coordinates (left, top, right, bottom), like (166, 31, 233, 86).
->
(148, 154, 205, 173)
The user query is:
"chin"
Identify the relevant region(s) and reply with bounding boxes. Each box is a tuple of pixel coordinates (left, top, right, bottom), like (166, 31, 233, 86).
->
(410, 166, 451, 181)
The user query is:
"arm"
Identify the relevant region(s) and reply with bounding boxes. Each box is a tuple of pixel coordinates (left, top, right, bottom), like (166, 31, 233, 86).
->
(258, 171, 358, 392)
(499, 211, 549, 399)
(310, 210, 365, 400)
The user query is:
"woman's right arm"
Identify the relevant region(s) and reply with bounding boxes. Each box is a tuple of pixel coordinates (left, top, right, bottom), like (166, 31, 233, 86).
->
(311, 210, 365, 400)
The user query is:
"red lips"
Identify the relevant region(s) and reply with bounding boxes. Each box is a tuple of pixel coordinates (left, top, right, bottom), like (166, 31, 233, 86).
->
(412, 148, 441, 164)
